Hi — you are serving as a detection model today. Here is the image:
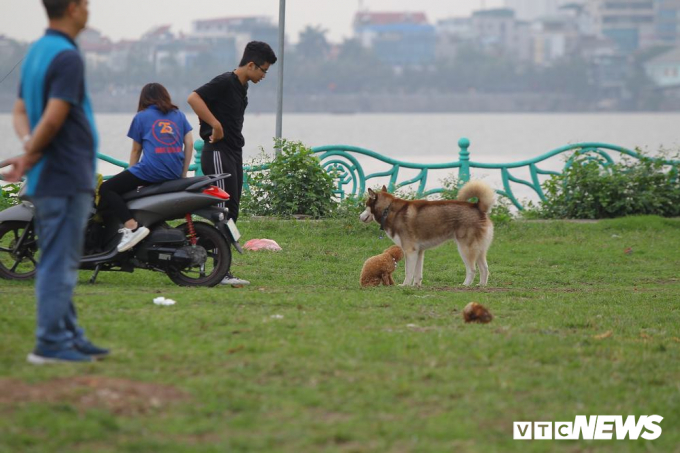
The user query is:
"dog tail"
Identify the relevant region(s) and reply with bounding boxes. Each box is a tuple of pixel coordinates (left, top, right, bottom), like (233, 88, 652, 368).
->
(457, 180, 496, 214)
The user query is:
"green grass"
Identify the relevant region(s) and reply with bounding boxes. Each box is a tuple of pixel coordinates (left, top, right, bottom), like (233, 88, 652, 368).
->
(1, 216, 679, 453)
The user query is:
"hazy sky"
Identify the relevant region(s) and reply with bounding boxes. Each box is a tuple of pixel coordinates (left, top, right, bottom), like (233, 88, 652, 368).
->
(1, 0, 504, 44)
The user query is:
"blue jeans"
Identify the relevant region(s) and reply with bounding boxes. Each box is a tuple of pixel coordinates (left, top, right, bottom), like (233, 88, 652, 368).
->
(32, 193, 92, 351)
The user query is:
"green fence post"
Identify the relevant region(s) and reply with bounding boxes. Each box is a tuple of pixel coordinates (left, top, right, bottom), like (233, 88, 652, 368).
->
(458, 137, 470, 186)
(193, 139, 204, 176)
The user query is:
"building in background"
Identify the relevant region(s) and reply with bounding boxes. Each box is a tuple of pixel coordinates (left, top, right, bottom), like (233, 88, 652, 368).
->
(530, 3, 597, 65)
(78, 28, 114, 70)
(504, 0, 565, 21)
(191, 16, 279, 64)
(645, 46, 680, 86)
(655, 0, 680, 45)
(12, 5, 680, 111)
(471, 8, 532, 60)
(586, 0, 656, 52)
(353, 11, 436, 67)
(435, 17, 474, 60)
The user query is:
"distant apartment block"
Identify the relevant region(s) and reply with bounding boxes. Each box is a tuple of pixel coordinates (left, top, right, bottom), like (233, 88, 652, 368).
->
(471, 8, 532, 60)
(530, 3, 598, 65)
(78, 28, 114, 70)
(192, 16, 278, 43)
(645, 46, 680, 86)
(0, 35, 15, 57)
(506, 0, 680, 52)
(587, 0, 656, 52)
(435, 17, 474, 60)
(504, 0, 566, 21)
(655, 0, 680, 44)
(353, 11, 436, 67)
(76, 15, 279, 79)
(191, 16, 279, 63)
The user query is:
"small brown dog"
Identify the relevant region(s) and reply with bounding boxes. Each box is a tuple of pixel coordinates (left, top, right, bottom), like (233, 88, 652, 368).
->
(463, 302, 493, 323)
(360, 245, 404, 287)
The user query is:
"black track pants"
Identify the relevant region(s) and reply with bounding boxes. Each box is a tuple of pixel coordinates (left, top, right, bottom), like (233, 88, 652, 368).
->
(99, 170, 150, 225)
(201, 144, 243, 222)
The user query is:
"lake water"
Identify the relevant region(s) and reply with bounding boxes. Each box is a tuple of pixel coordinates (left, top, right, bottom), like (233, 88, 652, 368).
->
(2, 112, 679, 203)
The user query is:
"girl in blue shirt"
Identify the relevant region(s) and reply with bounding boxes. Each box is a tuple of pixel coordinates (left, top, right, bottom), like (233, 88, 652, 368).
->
(99, 83, 193, 252)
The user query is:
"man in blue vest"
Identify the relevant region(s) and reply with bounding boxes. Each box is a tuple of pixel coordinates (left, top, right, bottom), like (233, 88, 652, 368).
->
(3, 0, 109, 363)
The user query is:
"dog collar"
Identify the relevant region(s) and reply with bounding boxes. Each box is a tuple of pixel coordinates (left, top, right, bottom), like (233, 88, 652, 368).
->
(379, 203, 392, 231)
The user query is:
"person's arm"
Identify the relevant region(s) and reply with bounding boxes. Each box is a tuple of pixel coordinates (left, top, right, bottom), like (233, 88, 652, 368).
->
(12, 99, 31, 143)
(3, 98, 71, 182)
(187, 91, 224, 143)
(182, 131, 194, 178)
(128, 140, 142, 167)
(28, 99, 71, 154)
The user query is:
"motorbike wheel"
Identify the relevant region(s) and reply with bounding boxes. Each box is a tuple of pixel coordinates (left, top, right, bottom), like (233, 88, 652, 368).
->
(0, 221, 39, 280)
(167, 221, 232, 287)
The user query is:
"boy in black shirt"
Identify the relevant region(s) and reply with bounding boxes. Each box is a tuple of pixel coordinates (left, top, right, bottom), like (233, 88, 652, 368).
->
(188, 41, 277, 287)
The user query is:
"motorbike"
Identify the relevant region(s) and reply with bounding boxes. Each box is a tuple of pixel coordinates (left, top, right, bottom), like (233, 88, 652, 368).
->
(0, 174, 242, 287)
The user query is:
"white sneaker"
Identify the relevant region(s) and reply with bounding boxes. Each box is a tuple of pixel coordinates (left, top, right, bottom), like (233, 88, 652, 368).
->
(221, 273, 250, 287)
(117, 226, 150, 252)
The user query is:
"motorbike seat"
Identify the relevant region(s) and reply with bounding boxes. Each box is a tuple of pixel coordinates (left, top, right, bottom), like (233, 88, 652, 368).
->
(122, 176, 212, 201)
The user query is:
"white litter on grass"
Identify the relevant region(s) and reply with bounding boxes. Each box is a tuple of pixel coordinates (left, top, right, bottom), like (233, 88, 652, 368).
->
(153, 297, 176, 306)
(270, 314, 284, 319)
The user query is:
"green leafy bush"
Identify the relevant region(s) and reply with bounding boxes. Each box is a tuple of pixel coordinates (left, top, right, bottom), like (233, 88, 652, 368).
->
(241, 139, 336, 218)
(0, 183, 21, 211)
(329, 196, 365, 220)
(537, 151, 680, 219)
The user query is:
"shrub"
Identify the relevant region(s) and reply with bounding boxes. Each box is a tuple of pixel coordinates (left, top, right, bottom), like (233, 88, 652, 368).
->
(330, 196, 365, 220)
(537, 150, 680, 219)
(241, 138, 336, 218)
(0, 183, 21, 211)
(394, 187, 420, 200)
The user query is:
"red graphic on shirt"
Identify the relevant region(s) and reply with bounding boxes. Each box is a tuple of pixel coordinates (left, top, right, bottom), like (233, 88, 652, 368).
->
(155, 147, 182, 154)
(152, 119, 180, 146)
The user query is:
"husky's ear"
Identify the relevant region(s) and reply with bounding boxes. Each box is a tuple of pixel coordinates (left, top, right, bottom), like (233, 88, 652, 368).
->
(367, 188, 376, 199)
(381, 185, 388, 192)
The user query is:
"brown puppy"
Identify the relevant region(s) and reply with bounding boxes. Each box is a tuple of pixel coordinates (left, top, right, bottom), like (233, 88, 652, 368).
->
(360, 245, 404, 287)
(463, 302, 493, 324)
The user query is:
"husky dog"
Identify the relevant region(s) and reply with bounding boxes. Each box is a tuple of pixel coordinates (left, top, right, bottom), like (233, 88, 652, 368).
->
(359, 181, 495, 287)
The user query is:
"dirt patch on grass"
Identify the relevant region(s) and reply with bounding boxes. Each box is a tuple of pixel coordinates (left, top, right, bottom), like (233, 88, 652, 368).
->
(637, 278, 679, 285)
(308, 408, 352, 424)
(0, 375, 188, 416)
(523, 219, 600, 224)
(430, 286, 510, 293)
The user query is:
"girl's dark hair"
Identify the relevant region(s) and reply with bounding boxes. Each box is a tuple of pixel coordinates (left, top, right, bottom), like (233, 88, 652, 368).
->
(137, 83, 178, 114)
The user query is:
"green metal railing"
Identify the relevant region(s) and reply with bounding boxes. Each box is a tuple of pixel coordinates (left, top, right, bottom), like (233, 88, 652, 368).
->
(295, 140, 678, 210)
(95, 138, 679, 211)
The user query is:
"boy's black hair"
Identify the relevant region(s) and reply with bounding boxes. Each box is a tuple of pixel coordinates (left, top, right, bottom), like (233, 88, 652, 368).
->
(42, 0, 80, 19)
(239, 41, 277, 67)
